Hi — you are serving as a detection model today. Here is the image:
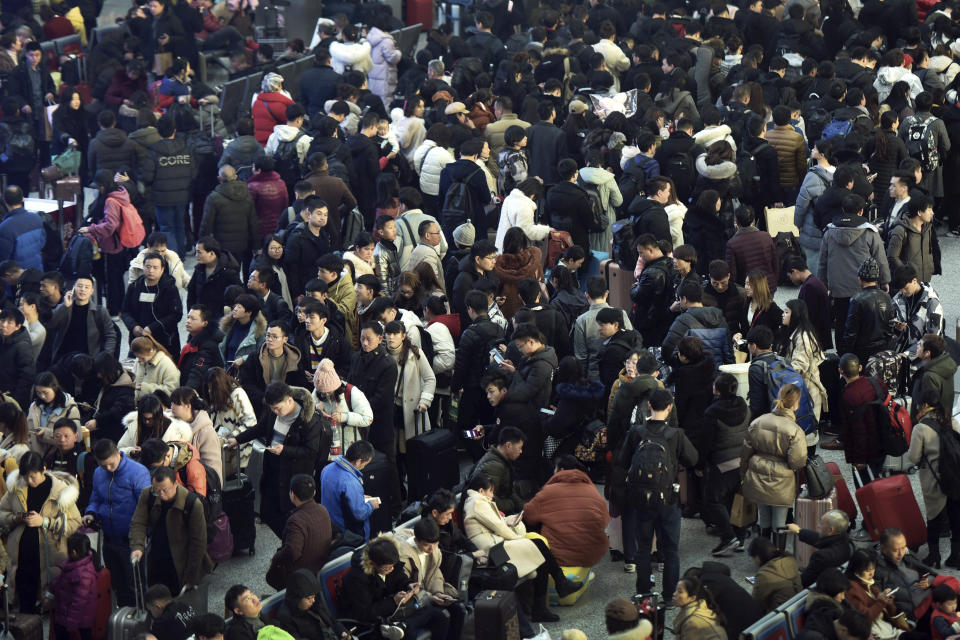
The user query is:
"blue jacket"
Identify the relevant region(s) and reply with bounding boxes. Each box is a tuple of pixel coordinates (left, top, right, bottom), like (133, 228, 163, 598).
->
(319, 456, 374, 541)
(0, 207, 45, 270)
(661, 305, 733, 368)
(85, 453, 151, 541)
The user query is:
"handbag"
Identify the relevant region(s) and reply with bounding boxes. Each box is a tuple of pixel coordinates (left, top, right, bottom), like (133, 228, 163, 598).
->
(153, 51, 174, 76)
(730, 493, 758, 527)
(804, 455, 834, 499)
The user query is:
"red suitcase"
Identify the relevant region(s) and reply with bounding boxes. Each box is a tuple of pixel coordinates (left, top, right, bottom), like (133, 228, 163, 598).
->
(826, 462, 858, 522)
(855, 474, 927, 548)
(601, 258, 633, 315)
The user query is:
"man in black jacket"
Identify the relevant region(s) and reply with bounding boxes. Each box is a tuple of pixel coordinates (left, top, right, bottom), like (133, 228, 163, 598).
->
(517, 278, 570, 357)
(88, 110, 139, 176)
(742, 114, 784, 215)
(841, 257, 895, 365)
(451, 239, 497, 328)
(224, 585, 269, 640)
(248, 266, 291, 323)
(179, 304, 223, 389)
(199, 165, 258, 276)
(451, 291, 505, 443)
(437, 138, 491, 239)
(630, 233, 675, 347)
(473, 425, 525, 515)
(0, 308, 35, 408)
(654, 119, 702, 204)
(346, 113, 381, 226)
(525, 102, 568, 186)
(786, 510, 853, 587)
(630, 177, 673, 243)
(284, 196, 332, 299)
(546, 158, 593, 253)
(702, 260, 749, 337)
(142, 115, 197, 257)
(10, 42, 53, 150)
(187, 236, 241, 314)
(299, 49, 341, 123)
(121, 251, 183, 356)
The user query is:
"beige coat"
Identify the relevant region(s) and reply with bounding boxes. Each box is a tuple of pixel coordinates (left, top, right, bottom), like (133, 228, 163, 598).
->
(463, 490, 544, 579)
(117, 411, 193, 455)
(906, 416, 960, 519)
(188, 410, 223, 484)
(403, 243, 446, 291)
(674, 600, 729, 640)
(390, 346, 436, 449)
(740, 409, 808, 507)
(133, 350, 180, 400)
(26, 395, 80, 449)
(0, 471, 81, 606)
(784, 330, 828, 442)
(391, 529, 458, 597)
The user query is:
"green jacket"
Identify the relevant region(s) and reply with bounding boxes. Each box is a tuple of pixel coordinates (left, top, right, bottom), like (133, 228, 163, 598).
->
(912, 352, 958, 420)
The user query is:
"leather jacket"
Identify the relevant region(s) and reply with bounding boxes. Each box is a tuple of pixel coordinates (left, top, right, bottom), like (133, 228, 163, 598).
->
(630, 255, 674, 347)
(841, 285, 895, 362)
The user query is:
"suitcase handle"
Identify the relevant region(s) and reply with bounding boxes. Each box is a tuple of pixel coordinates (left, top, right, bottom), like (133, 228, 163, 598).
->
(131, 558, 146, 614)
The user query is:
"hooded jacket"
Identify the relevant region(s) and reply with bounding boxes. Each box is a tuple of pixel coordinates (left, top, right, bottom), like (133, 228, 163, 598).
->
(505, 345, 559, 414)
(630, 198, 673, 244)
(88, 127, 139, 175)
(581, 166, 624, 252)
(200, 180, 259, 254)
(91, 372, 137, 445)
(142, 138, 197, 206)
(248, 171, 289, 239)
(703, 394, 750, 468)
(188, 251, 242, 314)
(133, 350, 180, 400)
(887, 218, 940, 283)
(329, 40, 373, 75)
(754, 554, 803, 611)
(494, 247, 544, 319)
(252, 91, 296, 145)
(340, 545, 410, 623)
(692, 155, 743, 204)
(275, 569, 345, 640)
(874, 65, 924, 102)
(413, 140, 456, 196)
(740, 409, 808, 507)
(766, 125, 807, 188)
(237, 384, 322, 475)
(219, 134, 267, 172)
(265, 124, 313, 167)
(367, 27, 400, 107)
(795, 165, 834, 251)
(662, 305, 732, 368)
(497, 188, 550, 251)
(819, 215, 891, 298)
(912, 353, 958, 422)
(50, 552, 98, 631)
(685, 205, 727, 268)
(523, 468, 610, 567)
(892, 283, 944, 354)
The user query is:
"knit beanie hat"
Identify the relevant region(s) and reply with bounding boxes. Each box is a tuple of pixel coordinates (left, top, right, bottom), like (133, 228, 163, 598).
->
(313, 358, 341, 394)
(453, 221, 476, 247)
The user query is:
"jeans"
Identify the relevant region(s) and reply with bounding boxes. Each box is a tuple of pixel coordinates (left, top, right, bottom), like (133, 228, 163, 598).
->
(624, 500, 681, 596)
(757, 504, 789, 530)
(700, 466, 744, 540)
(201, 25, 245, 52)
(403, 604, 450, 640)
(155, 204, 187, 257)
(803, 247, 819, 277)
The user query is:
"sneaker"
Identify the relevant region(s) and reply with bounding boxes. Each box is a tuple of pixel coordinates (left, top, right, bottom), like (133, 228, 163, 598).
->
(624, 563, 636, 573)
(735, 537, 746, 552)
(950, 227, 960, 237)
(712, 537, 739, 556)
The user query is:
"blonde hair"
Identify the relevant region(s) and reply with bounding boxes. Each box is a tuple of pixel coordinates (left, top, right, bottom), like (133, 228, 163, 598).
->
(747, 269, 773, 312)
(130, 334, 172, 361)
(774, 383, 801, 415)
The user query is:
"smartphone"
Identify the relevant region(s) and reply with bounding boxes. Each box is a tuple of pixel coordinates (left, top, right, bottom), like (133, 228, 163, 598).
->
(888, 586, 900, 596)
(462, 429, 482, 439)
(489, 348, 505, 365)
(744, 576, 756, 585)
(539, 407, 556, 416)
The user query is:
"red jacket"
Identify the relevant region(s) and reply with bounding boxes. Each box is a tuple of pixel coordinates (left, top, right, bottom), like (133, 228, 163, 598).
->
(247, 170, 289, 238)
(50, 553, 98, 631)
(84, 187, 130, 254)
(840, 376, 885, 465)
(174, 441, 207, 497)
(252, 92, 295, 145)
(522, 469, 610, 568)
(105, 68, 148, 107)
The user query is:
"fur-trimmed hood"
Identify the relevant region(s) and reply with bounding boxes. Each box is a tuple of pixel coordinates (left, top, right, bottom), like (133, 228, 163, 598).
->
(693, 124, 734, 148)
(696, 153, 738, 180)
(219, 309, 268, 340)
(361, 534, 401, 574)
(6, 470, 79, 511)
(288, 386, 316, 423)
(121, 410, 194, 441)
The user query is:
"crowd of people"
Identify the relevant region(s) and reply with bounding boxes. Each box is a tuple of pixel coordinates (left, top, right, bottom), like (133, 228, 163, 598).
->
(0, 0, 957, 637)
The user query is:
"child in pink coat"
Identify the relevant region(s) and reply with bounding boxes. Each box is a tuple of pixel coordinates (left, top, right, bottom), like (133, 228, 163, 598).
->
(48, 533, 98, 640)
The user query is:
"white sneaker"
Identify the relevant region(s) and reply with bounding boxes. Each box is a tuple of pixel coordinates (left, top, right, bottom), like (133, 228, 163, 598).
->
(624, 563, 636, 573)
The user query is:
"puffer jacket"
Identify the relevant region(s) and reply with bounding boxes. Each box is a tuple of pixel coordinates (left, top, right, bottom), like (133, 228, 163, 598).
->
(252, 91, 295, 145)
(674, 599, 728, 640)
(523, 468, 610, 567)
(840, 286, 895, 364)
(200, 179, 259, 254)
(912, 353, 958, 422)
(819, 214, 891, 298)
(390, 110, 426, 162)
(692, 155, 743, 204)
(0, 326, 35, 408)
(726, 226, 779, 292)
(740, 409, 808, 507)
(704, 394, 750, 467)
(329, 41, 373, 75)
(494, 247, 544, 319)
(85, 452, 151, 541)
(887, 219, 940, 283)
(892, 282, 944, 354)
(794, 165, 834, 251)
(247, 171, 289, 238)
(87, 127, 139, 175)
(754, 555, 802, 611)
(49, 552, 97, 631)
(412, 140, 455, 196)
(83, 187, 131, 255)
(505, 346, 558, 413)
(579, 166, 623, 253)
(187, 251, 241, 313)
(219, 134, 266, 171)
(765, 125, 807, 188)
(142, 138, 197, 206)
(874, 65, 924, 102)
(366, 27, 400, 107)
(347, 347, 398, 443)
(451, 315, 504, 392)
(497, 188, 550, 250)
(662, 305, 732, 367)
(129, 127, 162, 166)
(0, 208, 45, 272)
(631, 255, 675, 347)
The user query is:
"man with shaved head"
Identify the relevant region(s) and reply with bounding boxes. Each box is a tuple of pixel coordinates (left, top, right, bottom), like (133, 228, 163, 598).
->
(199, 162, 259, 278)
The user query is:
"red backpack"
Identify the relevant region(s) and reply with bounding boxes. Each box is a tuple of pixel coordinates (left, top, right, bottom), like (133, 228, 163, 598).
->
(861, 377, 913, 456)
(108, 196, 145, 248)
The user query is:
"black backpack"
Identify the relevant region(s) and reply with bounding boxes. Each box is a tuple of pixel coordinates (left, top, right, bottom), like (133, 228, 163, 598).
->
(274, 131, 307, 192)
(60, 233, 93, 280)
(626, 425, 676, 507)
(736, 141, 769, 203)
(441, 167, 481, 229)
(577, 179, 609, 232)
(927, 420, 960, 500)
(773, 231, 804, 284)
(177, 457, 224, 540)
(612, 219, 637, 270)
(905, 114, 941, 173)
(661, 149, 695, 201)
(618, 158, 651, 214)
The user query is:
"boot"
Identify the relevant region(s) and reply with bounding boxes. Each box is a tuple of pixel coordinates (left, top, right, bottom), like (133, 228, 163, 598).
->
(760, 527, 773, 543)
(925, 536, 942, 569)
(944, 539, 960, 569)
(530, 570, 559, 622)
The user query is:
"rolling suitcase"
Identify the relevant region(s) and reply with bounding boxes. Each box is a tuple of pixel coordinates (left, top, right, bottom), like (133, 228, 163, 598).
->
(107, 560, 148, 640)
(221, 445, 256, 555)
(602, 258, 633, 313)
(0, 584, 41, 640)
(634, 593, 665, 640)
(794, 487, 837, 569)
(363, 451, 394, 537)
(826, 462, 857, 522)
(474, 590, 521, 640)
(856, 473, 927, 548)
(406, 412, 459, 502)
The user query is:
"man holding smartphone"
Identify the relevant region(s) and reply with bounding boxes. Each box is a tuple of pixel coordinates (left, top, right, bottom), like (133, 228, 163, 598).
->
(875, 527, 937, 621)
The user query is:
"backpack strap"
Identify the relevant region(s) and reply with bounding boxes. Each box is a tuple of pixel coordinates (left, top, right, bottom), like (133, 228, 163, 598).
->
(344, 383, 354, 412)
(418, 146, 438, 174)
(399, 215, 416, 249)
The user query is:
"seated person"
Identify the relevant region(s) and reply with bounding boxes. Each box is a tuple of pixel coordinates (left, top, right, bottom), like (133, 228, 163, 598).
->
(930, 584, 960, 640)
(419, 489, 484, 584)
(797, 568, 852, 640)
(875, 527, 937, 621)
(224, 585, 268, 640)
(462, 473, 582, 623)
(275, 569, 349, 640)
(784, 509, 853, 587)
(845, 549, 912, 636)
(749, 537, 802, 611)
(392, 518, 465, 634)
(146, 584, 198, 640)
(604, 598, 654, 640)
(339, 537, 451, 640)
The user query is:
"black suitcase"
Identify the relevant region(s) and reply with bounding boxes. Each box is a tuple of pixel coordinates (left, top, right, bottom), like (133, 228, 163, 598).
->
(474, 590, 520, 640)
(406, 413, 459, 502)
(222, 445, 256, 555)
(362, 451, 393, 536)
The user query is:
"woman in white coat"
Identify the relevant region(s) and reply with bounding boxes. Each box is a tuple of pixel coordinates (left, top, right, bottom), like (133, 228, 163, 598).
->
(384, 321, 435, 451)
(329, 25, 372, 75)
(461, 474, 583, 621)
(367, 21, 401, 109)
(391, 96, 427, 163)
(117, 394, 192, 456)
(203, 367, 257, 475)
(779, 299, 827, 436)
(312, 358, 374, 460)
(579, 149, 623, 256)
(496, 178, 550, 251)
(412, 124, 455, 216)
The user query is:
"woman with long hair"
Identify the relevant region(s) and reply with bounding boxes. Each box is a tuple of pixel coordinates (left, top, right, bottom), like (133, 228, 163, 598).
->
(80, 171, 132, 315)
(83, 353, 135, 444)
(412, 261, 446, 303)
(203, 366, 256, 475)
(741, 385, 808, 537)
(866, 111, 909, 204)
(844, 549, 912, 637)
(0, 403, 32, 461)
(394, 271, 425, 316)
(130, 335, 179, 401)
(261, 234, 293, 307)
(27, 372, 80, 450)
(392, 94, 427, 163)
(170, 386, 222, 483)
(684, 190, 727, 265)
(748, 537, 802, 611)
(692, 140, 743, 204)
(671, 244, 700, 312)
(116, 393, 191, 455)
(883, 81, 913, 117)
(375, 174, 401, 220)
(743, 269, 783, 335)
(542, 357, 605, 457)
(673, 575, 729, 640)
(51, 87, 88, 179)
(494, 227, 544, 320)
(549, 264, 589, 328)
(780, 299, 828, 440)
(907, 388, 960, 568)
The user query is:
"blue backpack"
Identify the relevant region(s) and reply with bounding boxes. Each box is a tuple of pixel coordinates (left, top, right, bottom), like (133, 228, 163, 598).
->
(822, 118, 853, 140)
(759, 356, 817, 435)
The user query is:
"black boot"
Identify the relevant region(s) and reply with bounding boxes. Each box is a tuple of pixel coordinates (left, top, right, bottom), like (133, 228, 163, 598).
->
(944, 539, 960, 569)
(529, 570, 559, 622)
(760, 527, 773, 543)
(925, 535, 942, 569)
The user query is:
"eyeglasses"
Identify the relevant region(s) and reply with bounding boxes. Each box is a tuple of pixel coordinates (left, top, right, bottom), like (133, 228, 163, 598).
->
(265, 334, 284, 341)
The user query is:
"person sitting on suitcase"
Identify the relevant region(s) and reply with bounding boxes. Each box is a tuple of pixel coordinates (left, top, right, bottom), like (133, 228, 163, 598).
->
(784, 509, 853, 587)
(144, 584, 199, 640)
(875, 527, 938, 621)
(129, 466, 214, 595)
(319, 439, 380, 542)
